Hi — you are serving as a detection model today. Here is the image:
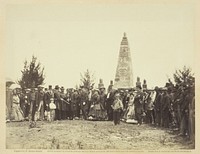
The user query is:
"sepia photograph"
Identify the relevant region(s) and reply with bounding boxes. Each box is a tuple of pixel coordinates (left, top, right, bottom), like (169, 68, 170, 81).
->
(1, 0, 199, 152)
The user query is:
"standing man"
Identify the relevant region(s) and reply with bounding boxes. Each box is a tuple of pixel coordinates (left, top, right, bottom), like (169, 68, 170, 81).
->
(65, 89, 71, 119)
(28, 87, 38, 123)
(54, 85, 62, 120)
(111, 93, 123, 125)
(106, 81, 115, 121)
(134, 92, 144, 125)
(24, 89, 31, 120)
(60, 87, 67, 120)
(99, 86, 107, 120)
(36, 85, 45, 121)
(162, 89, 172, 128)
(71, 89, 80, 119)
(44, 85, 54, 121)
(79, 87, 89, 120)
(146, 91, 156, 124)
(154, 88, 163, 126)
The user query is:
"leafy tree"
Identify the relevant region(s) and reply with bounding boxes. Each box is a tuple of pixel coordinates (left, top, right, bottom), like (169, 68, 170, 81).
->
(173, 66, 195, 88)
(18, 56, 45, 89)
(80, 69, 95, 90)
(172, 66, 195, 102)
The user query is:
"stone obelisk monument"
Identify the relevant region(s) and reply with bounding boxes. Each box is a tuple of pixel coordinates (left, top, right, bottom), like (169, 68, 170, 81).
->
(114, 33, 134, 89)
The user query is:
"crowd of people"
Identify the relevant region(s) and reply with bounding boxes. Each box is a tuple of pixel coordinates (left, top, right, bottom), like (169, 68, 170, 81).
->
(6, 80, 195, 144)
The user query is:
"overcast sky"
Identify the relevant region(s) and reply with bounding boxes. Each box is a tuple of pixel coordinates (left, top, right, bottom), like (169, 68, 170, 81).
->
(5, 2, 195, 89)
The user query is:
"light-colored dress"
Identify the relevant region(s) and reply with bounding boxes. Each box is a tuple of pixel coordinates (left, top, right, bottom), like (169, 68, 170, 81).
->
(126, 98, 136, 120)
(11, 95, 24, 121)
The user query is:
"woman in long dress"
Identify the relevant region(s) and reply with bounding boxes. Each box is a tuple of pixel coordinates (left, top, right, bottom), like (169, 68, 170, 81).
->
(125, 93, 136, 121)
(10, 89, 24, 121)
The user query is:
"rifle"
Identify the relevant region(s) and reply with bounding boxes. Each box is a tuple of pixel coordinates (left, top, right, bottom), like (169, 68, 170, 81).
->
(61, 98, 70, 104)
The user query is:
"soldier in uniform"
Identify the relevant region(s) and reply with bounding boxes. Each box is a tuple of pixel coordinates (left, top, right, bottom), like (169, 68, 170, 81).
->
(24, 88, 31, 120)
(179, 86, 191, 136)
(60, 87, 67, 120)
(71, 89, 80, 119)
(54, 85, 62, 120)
(154, 88, 163, 126)
(28, 87, 38, 122)
(162, 89, 172, 128)
(106, 81, 115, 121)
(134, 92, 144, 125)
(44, 85, 54, 121)
(36, 85, 45, 121)
(99, 86, 107, 120)
(66, 90, 72, 119)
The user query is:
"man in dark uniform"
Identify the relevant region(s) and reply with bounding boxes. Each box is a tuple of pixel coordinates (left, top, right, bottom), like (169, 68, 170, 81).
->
(36, 85, 45, 121)
(99, 86, 107, 120)
(24, 89, 31, 120)
(106, 81, 116, 121)
(162, 88, 172, 128)
(71, 89, 80, 119)
(44, 85, 54, 121)
(60, 87, 67, 120)
(28, 87, 38, 122)
(135, 92, 144, 125)
(154, 88, 163, 126)
(54, 85, 62, 120)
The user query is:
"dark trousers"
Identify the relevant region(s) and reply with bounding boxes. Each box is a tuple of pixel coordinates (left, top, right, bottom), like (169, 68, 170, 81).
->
(163, 109, 170, 128)
(113, 110, 121, 125)
(70, 109, 76, 119)
(66, 110, 71, 119)
(107, 107, 113, 121)
(61, 110, 66, 120)
(25, 104, 30, 118)
(136, 112, 142, 124)
(77, 106, 80, 118)
(155, 110, 161, 126)
(55, 109, 61, 120)
(146, 110, 155, 124)
(81, 109, 88, 120)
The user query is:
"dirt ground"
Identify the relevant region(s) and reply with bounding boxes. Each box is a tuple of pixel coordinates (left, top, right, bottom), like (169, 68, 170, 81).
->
(6, 120, 194, 150)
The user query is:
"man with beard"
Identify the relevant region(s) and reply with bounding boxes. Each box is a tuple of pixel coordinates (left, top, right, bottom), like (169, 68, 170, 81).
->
(99, 86, 107, 120)
(154, 87, 163, 126)
(134, 91, 144, 125)
(54, 85, 62, 120)
(71, 89, 80, 119)
(106, 81, 115, 121)
(36, 85, 45, 121)
(28, 87, 38, 123)
(44, 85, 54, 121)
(162, 88, 172, 128)
(60, 87, 67, 120)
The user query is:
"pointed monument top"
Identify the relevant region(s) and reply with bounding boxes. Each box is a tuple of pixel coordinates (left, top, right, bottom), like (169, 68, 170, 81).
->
(124, 32, 126, 37)
(121, 32, 128, 45)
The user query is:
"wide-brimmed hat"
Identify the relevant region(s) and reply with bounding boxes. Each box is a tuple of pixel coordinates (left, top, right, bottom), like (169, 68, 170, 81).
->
(9, 84, 21, 90)
(93, 89, 100, 93)
(115, 93, 120, 97)
(55, 85, 59, 89)
(38, 85, 44, 89)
